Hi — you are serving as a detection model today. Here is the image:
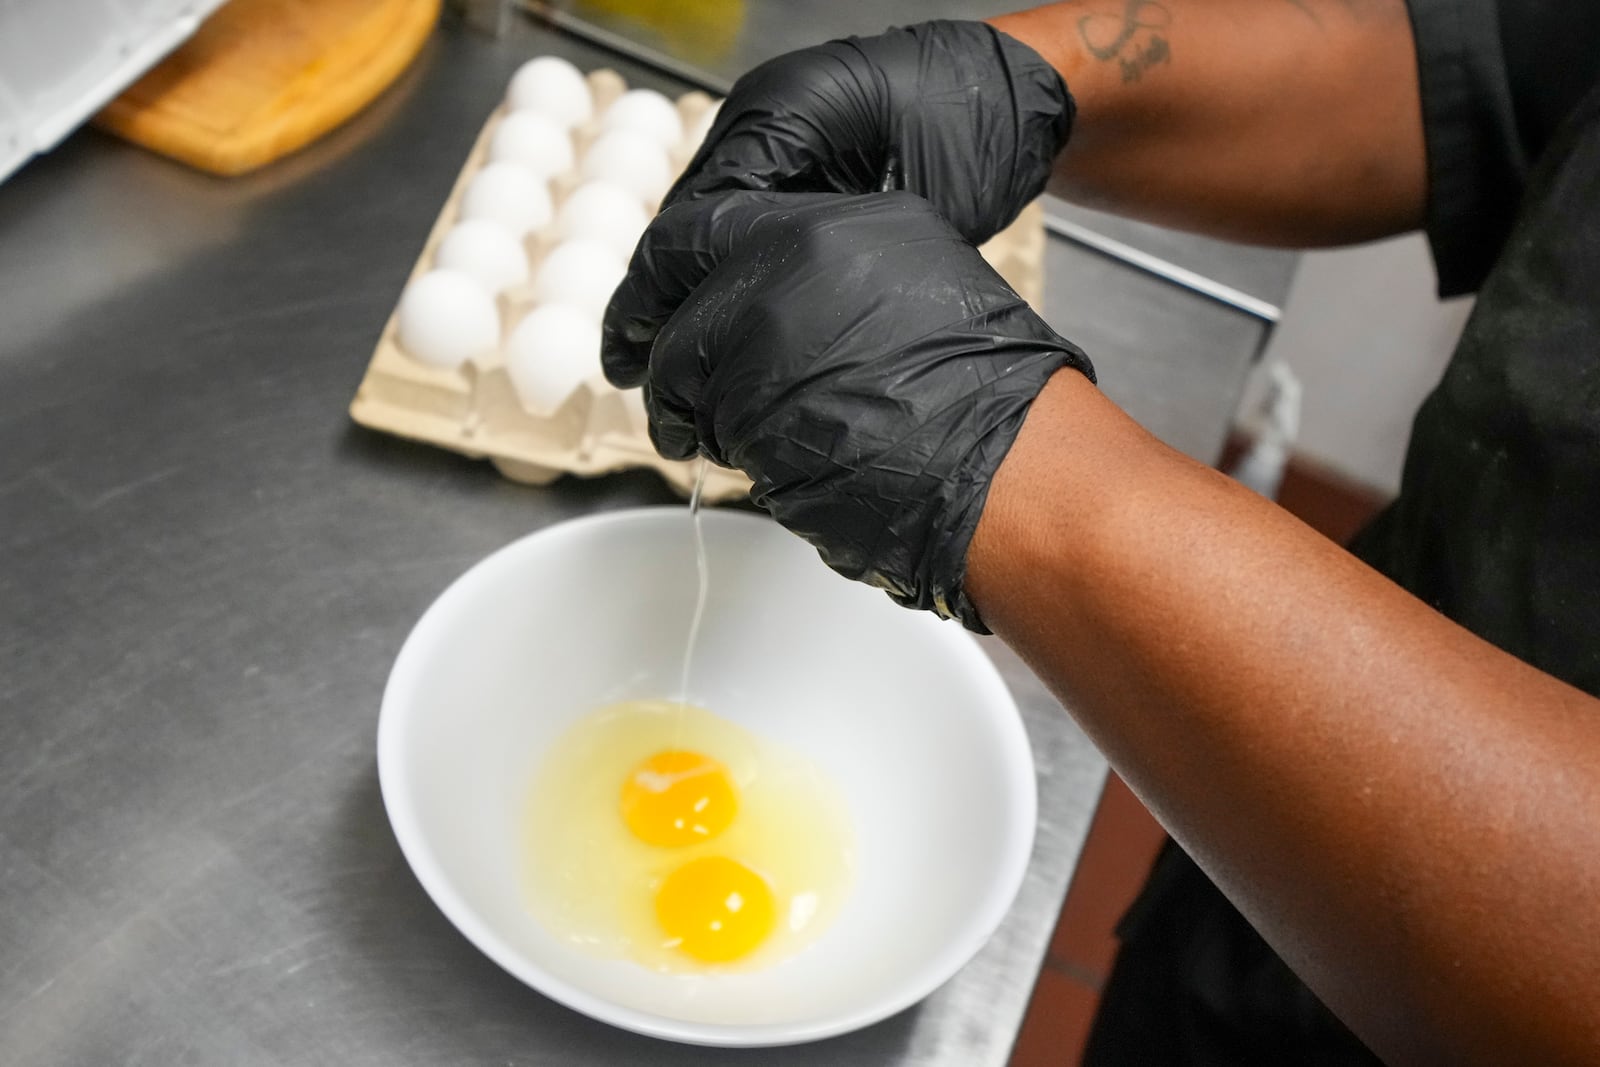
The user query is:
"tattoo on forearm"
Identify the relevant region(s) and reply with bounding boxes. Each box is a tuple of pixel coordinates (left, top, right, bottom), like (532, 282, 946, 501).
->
(1077, 0, 1173, 83)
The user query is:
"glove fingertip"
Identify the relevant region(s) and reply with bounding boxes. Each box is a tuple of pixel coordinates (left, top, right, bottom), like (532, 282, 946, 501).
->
(599, 287, 659, 387)
(648, 418, 699, 462)
(644, 386, 701, 461)
(599, 339, 648, 390)
(598, 342, 648, 391)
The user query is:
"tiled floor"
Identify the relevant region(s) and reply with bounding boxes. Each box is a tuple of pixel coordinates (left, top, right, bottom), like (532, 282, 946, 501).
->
(1009, 774, 1166, 1065)
(1007, 441, 1389, 1065)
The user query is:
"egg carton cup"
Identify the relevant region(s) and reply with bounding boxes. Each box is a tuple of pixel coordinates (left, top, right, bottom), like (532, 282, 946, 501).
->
(350, 68, 1047, 503)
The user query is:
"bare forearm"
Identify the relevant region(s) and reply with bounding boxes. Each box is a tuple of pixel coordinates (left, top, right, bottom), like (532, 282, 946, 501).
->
(966, 372, 1600, 1065)
(989, 0, 1427, 245)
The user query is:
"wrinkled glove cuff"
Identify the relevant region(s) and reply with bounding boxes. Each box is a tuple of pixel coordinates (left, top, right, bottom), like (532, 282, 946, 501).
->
(904, 342, 1094, 634)
(921, 350, 1094, 633)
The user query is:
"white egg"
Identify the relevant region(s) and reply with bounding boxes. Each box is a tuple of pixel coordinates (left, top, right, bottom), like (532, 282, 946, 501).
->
(579, 130, 673, 205)
(684, 99, 722, 155)
(554, 181, 649, 262)
(506, 303, 602, 415)
(396, 269, 501, 369)
(507, 56, 593, 129)
(600, 88, 684, 151)
(459, 162, 553, 237)
(532, 239, 626, 321)
(434, 220, 530, 294)
(488, 111, 575, 178)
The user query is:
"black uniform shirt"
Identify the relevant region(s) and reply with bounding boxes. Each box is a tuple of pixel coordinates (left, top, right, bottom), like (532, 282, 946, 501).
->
(1354, 0, 1600, 695)
(1085, 8, 1600, 1060)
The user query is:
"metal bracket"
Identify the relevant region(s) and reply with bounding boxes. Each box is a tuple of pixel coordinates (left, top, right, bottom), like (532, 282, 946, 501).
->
(1042, 213, 1281, 324)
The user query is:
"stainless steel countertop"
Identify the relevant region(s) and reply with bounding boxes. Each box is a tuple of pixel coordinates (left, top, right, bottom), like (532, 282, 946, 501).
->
(0, 10, 1292, 1065)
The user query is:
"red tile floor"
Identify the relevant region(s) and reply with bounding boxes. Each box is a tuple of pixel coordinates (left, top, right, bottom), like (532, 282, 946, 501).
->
(1009, 774, 1165, 1064)
(1007, 438, 1390, 1065)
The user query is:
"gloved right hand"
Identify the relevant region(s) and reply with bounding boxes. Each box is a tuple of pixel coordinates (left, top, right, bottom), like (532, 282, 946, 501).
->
(666, 20, 1073, 247)
(601, 190, 1095, 632)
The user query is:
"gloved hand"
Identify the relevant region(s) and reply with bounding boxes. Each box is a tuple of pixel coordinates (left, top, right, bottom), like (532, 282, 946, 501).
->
(601, 191, 1094, 631)
(666, 20, 1073, 246)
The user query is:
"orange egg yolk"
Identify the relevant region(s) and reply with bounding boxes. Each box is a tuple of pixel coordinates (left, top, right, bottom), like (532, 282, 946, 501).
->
(619, 750, 737, 847)
(655, 856, 777, 963)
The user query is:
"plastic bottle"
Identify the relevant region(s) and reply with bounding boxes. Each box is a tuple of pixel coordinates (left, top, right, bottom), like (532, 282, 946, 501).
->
(1228, 361, 1302, 500)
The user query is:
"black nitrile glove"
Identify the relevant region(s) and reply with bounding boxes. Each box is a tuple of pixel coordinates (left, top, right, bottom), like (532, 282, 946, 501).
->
(667, 20, 1073, 247)
(601, 191, 1094, 632)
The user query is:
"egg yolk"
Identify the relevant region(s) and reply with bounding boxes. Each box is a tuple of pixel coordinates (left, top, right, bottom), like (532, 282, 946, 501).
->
(620, 750, 737, 847)
(655, 856, 777, 963)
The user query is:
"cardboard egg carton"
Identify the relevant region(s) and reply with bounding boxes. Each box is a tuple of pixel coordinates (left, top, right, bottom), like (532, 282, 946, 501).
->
(350, 65, 1046, 502)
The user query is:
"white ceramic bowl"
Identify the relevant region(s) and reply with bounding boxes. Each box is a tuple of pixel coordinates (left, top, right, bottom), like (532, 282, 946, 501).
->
(377, 507, 1036, 1046)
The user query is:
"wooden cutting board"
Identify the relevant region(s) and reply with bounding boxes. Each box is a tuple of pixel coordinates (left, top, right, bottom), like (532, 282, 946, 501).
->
(95, 0, 441, 176)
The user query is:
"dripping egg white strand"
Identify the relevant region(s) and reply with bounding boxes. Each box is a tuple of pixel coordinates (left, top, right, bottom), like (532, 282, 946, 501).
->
(677, 458, 711, 708)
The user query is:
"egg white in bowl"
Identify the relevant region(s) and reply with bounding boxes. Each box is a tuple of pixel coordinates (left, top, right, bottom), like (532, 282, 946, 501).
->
(377, 508, 1036, 1046)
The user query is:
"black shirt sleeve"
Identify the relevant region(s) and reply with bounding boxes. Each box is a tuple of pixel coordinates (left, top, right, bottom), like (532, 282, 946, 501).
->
(1405, 0, 1600, 297)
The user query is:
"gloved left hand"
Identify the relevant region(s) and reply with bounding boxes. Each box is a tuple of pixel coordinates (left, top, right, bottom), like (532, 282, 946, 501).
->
(605, 20, 1073, 398)
(601, 190, 1094, 631)
(663, 20, 1072, 248)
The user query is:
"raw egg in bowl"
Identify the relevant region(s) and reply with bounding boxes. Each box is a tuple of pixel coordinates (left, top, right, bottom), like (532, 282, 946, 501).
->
(377, 508, 1036, 1045)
